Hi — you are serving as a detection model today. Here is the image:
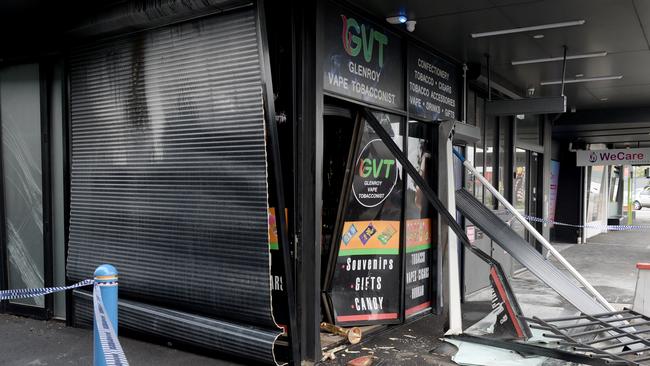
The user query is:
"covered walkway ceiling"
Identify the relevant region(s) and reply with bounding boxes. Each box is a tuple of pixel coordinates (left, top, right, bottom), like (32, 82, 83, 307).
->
(358, 0, 650, 111)
(3, 0, 650, 144)
(553, 107, 650, 144)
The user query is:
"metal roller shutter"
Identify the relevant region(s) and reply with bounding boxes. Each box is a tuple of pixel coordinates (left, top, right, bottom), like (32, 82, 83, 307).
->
(66, 6, 282, 364)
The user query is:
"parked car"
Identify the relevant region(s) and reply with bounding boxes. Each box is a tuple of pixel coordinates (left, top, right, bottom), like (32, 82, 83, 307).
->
(634, 186, 650, 210)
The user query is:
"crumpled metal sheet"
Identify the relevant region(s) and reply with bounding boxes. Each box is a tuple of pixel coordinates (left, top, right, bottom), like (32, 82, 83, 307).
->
(66, 6, 281, 364)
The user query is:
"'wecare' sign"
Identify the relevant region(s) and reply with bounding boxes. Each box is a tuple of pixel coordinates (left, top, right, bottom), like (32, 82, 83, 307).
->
(576, 148, 650, 166)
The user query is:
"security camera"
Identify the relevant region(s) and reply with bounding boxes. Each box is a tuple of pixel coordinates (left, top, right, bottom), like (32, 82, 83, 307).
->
(406, 20, 416, 32)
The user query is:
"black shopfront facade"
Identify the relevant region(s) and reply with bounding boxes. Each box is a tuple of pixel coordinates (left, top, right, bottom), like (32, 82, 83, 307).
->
(0, 1, 464, 364)
(290, 1, 463, 362)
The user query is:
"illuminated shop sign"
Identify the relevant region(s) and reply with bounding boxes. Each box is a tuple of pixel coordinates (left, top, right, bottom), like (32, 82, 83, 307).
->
(323, 5, 404, 109)
(576, 148, 650, 166)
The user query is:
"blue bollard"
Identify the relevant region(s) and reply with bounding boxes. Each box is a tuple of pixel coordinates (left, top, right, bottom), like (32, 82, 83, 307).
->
(94, 264, 119, 366)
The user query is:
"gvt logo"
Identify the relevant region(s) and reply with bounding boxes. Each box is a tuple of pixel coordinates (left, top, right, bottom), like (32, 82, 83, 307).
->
(359, 158, 395, 178)
(341, 15, 388, 67)
(589, 152, 598, 163)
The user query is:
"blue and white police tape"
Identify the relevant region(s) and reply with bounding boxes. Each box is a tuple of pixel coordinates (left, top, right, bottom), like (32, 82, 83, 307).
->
(523, 214, 650, 231)
(93, 283, 128, 366)
(0, 280, 129, 366)
(0, 279, 94, 300)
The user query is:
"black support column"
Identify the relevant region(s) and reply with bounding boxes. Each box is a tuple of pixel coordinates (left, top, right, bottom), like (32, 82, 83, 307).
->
(294, 0, 323, 362)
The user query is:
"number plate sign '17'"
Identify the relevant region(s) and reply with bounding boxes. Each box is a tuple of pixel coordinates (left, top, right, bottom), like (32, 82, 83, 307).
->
(323, 2, 404, 110)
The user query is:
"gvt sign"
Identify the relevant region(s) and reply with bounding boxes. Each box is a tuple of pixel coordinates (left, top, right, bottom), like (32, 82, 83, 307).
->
(341, 15, 388, 67)
(352, 139, 398, 207)
(323, 3, 404, 109)
(576, 148, 650, 166)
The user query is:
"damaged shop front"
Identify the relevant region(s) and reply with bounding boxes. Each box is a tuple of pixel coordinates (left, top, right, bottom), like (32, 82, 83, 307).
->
(0, 0, 468, 365)
(300, 0, 466, 361)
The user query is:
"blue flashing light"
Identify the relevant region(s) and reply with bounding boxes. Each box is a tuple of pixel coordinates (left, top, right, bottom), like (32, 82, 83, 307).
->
(398, 15, 408, 23)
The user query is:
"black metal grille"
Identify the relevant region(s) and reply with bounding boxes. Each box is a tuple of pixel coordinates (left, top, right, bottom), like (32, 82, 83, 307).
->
(524, 309, 650, 365)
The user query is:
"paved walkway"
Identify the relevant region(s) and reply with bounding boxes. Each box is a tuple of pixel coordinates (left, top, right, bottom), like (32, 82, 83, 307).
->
(0, 314, 243, 366)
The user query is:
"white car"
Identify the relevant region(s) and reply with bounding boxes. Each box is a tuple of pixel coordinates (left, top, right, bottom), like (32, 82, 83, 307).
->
(634, 187, 650, 210)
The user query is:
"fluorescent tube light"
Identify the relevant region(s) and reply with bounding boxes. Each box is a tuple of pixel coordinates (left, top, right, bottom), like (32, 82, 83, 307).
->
(472, 20, 586, 38)
(512, 51, 607, 65)
(540, 75, 623, 85)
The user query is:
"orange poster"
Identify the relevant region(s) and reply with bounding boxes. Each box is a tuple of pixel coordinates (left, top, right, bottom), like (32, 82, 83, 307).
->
(339, 220, 400, 256)
(406, 218, 432, 253)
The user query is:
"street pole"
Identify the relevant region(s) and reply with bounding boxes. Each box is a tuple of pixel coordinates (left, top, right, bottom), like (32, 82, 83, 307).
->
(628, 166, 633, 226)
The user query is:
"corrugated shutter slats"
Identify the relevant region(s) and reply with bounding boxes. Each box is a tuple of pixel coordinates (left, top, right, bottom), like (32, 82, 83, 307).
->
(67, 8, 280, 364)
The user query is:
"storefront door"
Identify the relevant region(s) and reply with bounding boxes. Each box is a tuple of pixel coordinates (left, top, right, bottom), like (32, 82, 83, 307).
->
(512, 148, 542, 272)
(321, 103, 436, 326)
(0, 63, 52, 318)
(322, 105, 405, 326)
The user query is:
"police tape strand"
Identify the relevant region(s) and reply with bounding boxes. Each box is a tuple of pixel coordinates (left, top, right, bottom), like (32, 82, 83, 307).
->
(522, 214, 650, 231)
(0, 279, 94, 300)
(94, 284, 129, 366)
(0, 280, 129, 365)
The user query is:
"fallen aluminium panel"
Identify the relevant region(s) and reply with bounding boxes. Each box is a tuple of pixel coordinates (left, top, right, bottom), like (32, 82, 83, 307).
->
(455, 189, 607, 316)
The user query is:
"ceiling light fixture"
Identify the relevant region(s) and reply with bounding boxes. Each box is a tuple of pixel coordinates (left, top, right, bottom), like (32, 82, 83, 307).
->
(386, 15, 408, 24)
(533, 34, 545, 39)
(540, 75, 623, 85)
(575, 73, 584, 78)
(472, 19, 586, 38)
(511, 51, 607, 65)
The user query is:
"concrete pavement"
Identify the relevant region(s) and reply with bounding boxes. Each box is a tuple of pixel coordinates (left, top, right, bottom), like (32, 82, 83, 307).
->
(0, 314, 244, 366)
